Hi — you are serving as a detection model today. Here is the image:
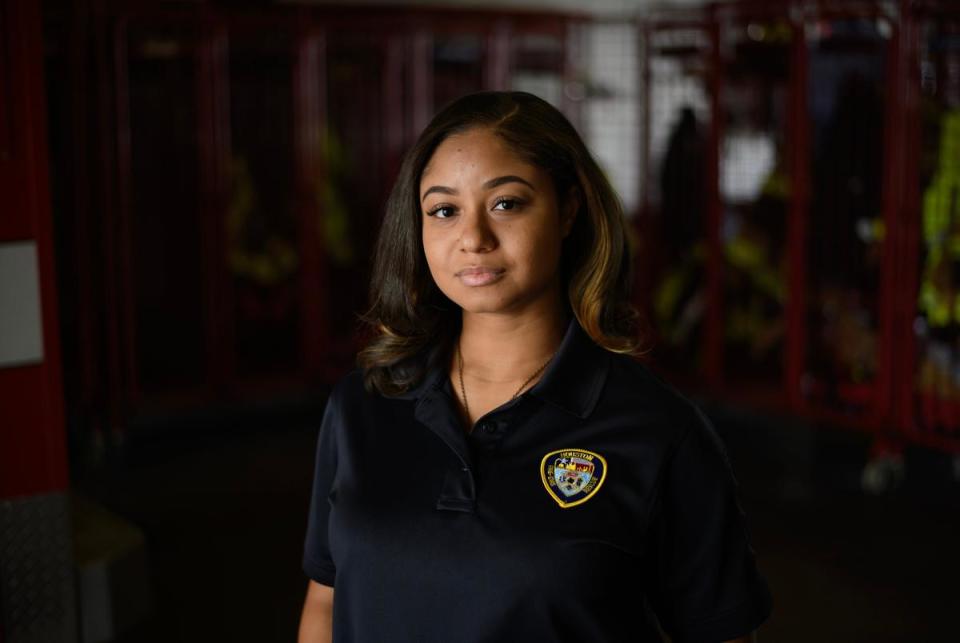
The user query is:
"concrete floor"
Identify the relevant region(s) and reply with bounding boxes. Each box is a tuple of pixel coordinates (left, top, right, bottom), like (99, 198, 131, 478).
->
(77, 400, 960, 642)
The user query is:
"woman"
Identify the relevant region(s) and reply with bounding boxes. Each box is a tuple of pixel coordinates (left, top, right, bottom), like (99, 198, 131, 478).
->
(299, 91, 771, 643)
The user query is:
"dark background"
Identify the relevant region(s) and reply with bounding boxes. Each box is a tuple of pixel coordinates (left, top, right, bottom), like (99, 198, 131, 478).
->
(3, 0, 960, 641)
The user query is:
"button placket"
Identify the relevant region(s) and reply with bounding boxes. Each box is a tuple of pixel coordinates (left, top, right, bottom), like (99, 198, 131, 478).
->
(476, 420, 497, 434)
(469, 418, 510, 456)
(436, 463, 476, 513)
(414, 386, 478, 512)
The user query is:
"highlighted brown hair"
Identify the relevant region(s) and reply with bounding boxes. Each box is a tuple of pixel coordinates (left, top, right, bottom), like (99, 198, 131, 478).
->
(359, 91, 639, 396)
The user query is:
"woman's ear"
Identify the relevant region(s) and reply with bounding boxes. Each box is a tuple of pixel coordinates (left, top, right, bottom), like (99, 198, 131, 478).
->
(561, 187, 580, 238)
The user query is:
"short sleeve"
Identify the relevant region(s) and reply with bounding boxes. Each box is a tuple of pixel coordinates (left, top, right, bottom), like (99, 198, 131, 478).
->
(302, 388, 342, 586)
(644, 405, 772, 643)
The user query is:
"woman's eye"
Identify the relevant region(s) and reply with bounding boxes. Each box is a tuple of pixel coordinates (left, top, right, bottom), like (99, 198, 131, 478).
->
(427, 206, 455, 218)
(493, 198, 521, 211)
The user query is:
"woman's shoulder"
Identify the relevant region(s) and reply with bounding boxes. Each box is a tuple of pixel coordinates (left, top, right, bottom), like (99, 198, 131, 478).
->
(602, 352, 721, 448)
(326, 367, 384, 403)
(605, 353, 698, 412)
(328, 367, 364, 393)
(325, 366, 427, 410)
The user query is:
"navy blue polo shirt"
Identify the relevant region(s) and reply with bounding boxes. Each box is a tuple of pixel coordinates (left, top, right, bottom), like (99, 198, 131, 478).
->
(303, 319, 772, 642)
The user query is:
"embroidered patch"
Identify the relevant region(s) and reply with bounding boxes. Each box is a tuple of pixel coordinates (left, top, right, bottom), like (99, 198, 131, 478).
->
(540, 448, 607, 508)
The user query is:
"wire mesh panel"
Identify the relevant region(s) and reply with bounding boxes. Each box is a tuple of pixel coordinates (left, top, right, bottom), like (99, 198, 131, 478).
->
(433, 32, 486, 111)
(581, 21, 640, 216)
(715, 11, 794, 386)
(802, 15, 891, 417)
(322, 31, 392, 362)
(910, 7, 960, 447)
(227, 27, 301, 379)
(121, 21, 208, 395)
(641, 18, 712, 377)
(511, 29, 566, 113)
(431, 19, 580, 122)
(0, 493, 75, 643)
(639, 1, 960, 458)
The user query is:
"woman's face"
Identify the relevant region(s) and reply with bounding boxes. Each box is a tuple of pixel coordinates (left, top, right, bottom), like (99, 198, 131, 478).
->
(419, 127, 576, 317)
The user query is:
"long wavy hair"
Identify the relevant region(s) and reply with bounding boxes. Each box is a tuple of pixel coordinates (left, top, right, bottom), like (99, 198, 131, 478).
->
(358, 91, 639, 396)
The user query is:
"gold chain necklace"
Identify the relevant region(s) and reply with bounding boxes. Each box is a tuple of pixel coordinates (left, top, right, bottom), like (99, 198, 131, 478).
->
(456, 341, 554, 429)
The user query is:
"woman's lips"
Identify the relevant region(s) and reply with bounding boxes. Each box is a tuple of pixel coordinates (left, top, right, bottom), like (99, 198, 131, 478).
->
(455, 266, 505, 286)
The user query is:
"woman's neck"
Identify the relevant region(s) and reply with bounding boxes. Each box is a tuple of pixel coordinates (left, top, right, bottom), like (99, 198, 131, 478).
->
(457, 300, 569, 385)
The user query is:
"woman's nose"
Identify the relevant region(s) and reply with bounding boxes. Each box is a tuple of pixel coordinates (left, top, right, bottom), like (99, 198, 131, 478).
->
(458, 208, 497, 253)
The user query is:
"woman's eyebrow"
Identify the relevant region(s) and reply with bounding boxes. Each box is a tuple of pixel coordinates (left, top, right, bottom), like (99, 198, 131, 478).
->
(482, 175, 536, 191)
(421, 175, 536, 202)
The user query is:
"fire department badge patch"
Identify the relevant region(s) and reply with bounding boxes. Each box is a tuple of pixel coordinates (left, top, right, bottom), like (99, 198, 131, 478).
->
(540, 448, 607, 508)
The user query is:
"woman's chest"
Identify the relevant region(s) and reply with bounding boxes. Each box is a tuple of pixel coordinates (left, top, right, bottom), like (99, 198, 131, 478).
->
(328, 410, 665, 590)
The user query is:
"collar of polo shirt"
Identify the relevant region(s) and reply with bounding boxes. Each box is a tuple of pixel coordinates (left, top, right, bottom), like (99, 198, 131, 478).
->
(399, 317, 611, 419)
